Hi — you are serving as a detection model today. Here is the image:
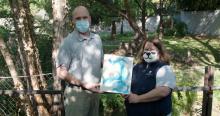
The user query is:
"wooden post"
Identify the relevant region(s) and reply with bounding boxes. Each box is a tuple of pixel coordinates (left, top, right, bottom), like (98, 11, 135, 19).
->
(202, 66, 214, 116)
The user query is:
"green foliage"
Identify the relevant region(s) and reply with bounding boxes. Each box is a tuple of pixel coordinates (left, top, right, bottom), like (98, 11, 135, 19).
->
(0, 0, 11, 17)
(0, 55, 9, 76)
(172, 91, 197, 116)
(30, 0, 52, 17)
(68, 0, 117, 26)
(0, 26, 9, 40)
(101, 32, 133, 53)
(36, 34, 52, 73)
(101, 32, 133, 41)
(163, 18, 188, 37)
(145, 1, 157, 17)
(171, 66, 203, 115)
(174, 21, 187, 36)
(177, 0, 220, 11)
(0, 26, 10, 76)
(100, 94, 126, 116)
(0, 95, 26, 116)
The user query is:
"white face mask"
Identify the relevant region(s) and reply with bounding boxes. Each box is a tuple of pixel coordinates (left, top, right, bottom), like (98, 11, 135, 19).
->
(143, 50, 159, 63)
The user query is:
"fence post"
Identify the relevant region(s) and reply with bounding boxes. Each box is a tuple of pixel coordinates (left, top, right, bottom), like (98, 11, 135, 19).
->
(202, 66, 214, 116)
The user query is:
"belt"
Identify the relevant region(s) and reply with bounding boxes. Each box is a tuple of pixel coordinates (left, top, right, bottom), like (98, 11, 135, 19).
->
(68, 83, 86, 89)
(67, 83, 94, 93)
(67, 83, 99, 94)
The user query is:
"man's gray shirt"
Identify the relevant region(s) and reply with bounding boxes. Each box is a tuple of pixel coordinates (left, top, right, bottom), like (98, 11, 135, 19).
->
(57, 31, 103, 84)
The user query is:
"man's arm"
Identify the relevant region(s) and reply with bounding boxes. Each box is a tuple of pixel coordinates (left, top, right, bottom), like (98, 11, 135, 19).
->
(56, 66, 82, 86)
(57, 66, 101, 92)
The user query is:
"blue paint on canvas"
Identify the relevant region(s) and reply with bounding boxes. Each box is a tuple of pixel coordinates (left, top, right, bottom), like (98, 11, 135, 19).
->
(101, 54, 133, 94)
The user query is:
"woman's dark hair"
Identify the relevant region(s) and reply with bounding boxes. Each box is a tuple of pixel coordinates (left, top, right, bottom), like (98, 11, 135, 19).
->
(136, 37, 170, 64)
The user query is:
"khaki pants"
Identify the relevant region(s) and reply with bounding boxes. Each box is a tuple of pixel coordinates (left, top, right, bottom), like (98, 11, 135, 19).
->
(64, 86, 99, 116)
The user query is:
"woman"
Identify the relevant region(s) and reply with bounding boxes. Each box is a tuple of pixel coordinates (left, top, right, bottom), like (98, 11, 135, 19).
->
(125, 38, 176, 116)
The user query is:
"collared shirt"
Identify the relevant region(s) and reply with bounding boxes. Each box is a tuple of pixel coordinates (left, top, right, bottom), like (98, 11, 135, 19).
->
(57, 31, 103, 84)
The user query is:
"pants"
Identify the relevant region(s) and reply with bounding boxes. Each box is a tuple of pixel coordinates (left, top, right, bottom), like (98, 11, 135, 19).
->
(64, 86, 99, 116)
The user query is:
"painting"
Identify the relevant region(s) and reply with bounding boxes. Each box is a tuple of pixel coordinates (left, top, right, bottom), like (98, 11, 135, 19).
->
(100, 54, 134, 94)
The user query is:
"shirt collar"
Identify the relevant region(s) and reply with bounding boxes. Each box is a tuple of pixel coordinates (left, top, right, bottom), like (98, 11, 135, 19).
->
(73, 30, 94, 42)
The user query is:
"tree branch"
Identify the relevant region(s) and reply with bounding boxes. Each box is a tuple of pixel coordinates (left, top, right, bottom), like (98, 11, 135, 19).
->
(94, 0, 128, 18)
(124, 0, 146, 39)
(134, 0, 143, 10)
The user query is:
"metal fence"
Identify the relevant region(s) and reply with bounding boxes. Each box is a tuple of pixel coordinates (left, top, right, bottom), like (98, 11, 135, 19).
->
(0, 73, 55, 116)
(0, 66, 220, 116)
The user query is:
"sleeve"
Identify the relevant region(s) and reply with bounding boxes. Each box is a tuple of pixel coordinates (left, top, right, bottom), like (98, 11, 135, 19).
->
(156, 65, 176, 89)
(56, 40, 71, 69)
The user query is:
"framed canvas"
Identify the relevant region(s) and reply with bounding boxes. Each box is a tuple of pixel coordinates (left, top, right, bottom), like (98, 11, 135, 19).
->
(100, 54, 133, 94)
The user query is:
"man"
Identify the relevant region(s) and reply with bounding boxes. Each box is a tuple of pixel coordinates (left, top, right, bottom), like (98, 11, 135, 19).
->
(56, 6, 103, 116)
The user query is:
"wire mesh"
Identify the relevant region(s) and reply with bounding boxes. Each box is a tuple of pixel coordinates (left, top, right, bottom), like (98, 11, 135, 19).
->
(0, 73, 56, 116)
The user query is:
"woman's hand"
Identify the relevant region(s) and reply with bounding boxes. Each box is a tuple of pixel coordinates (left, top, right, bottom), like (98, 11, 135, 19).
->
(121, 94, 129, 99)
(128, 93, 140, 103)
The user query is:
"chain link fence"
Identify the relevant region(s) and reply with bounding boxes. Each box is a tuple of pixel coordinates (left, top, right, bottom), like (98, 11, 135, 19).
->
(0, 73, 55, 116)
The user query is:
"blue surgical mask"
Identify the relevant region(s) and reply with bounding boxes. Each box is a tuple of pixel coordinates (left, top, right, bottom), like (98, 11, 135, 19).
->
(75, 20, 90, 33)
(143, 50, 159, 63)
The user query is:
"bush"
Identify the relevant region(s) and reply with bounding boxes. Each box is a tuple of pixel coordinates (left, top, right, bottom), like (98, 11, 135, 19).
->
(163, 18, 188, 37)
(99, 94, 126, 116)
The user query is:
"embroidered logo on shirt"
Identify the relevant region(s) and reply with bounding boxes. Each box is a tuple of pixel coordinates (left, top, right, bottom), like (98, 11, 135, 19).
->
(145, 70, 152, 76)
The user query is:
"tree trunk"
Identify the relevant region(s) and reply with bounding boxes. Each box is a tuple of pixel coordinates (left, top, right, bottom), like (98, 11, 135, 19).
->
(0, 37, 34, 116)
(124, 0, 146, 40)
(141, 0, 146, 35)
(111, 20, 116, 39)
(120, 19, 124, 34)
(22, 0, 53, 109)
(96, 0, 147, 56)
(52, 0, 68, 115)
(117, 0, 146, 55)
(159, 0, 164, 39)
(8, 0, 51, 115)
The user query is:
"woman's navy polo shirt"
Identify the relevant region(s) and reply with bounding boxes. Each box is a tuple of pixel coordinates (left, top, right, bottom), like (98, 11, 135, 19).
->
(125, 61, 175, 116)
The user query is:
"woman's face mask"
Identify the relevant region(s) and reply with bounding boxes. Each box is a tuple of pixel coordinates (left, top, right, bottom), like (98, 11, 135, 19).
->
(143, 50, 159, 63)
(75, 19, 90, 33)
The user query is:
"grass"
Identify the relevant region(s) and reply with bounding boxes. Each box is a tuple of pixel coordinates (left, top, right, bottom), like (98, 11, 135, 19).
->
(214, 69, 220, 100)
(163, 36, 220, 67)
(101, 33, 220, 67)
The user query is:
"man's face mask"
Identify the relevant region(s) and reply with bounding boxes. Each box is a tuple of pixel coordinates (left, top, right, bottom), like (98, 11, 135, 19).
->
(143, 50, 159, 63)
(75, 19, 90, 33)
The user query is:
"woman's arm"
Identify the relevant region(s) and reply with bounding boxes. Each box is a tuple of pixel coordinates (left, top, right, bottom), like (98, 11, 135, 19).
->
(128, 86, 171, 103)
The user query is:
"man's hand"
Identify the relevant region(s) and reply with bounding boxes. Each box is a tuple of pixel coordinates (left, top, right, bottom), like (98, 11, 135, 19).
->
(81, 83, 103, 93)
